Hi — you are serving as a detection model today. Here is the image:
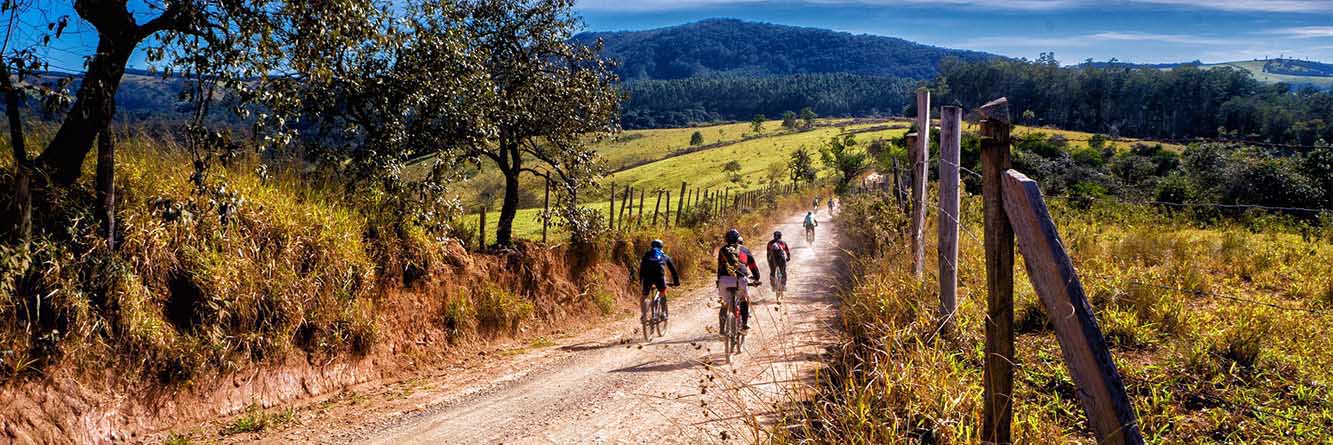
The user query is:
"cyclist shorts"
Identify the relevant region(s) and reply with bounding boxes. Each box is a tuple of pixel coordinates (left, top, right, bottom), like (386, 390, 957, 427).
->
(641, 277, 668, 297)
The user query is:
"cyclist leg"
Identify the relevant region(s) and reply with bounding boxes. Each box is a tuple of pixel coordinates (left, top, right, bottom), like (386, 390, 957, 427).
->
(739, 283, 751, 329)
(655, 277, 669, 320)
(640, 281, 652, 322)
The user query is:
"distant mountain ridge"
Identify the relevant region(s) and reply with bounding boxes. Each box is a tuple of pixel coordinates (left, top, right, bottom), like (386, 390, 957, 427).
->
(575, 18, 997, 81)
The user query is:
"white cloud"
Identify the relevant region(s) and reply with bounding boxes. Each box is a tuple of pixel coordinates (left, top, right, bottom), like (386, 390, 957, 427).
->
(1273, 26, 1333, 38)
(1132, 0, 1333, 13)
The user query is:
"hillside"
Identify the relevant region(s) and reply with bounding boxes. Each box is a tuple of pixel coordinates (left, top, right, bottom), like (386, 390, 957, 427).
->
(575, 18, 996, 81)
(1201, 59, 1333, 88)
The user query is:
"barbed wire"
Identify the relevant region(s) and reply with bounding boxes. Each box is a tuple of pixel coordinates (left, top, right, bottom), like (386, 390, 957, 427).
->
(1016, 131, 1329, 151)
(1045, 195, 1333, 215)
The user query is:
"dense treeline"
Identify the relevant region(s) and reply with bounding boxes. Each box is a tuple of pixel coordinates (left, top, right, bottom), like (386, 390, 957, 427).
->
(621, 74, 917, 129)
(936, 54, 1333, 144)
(576, 18, 992, 81)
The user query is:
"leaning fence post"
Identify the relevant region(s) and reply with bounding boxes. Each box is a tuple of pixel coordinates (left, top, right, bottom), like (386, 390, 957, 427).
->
(979, 97, 1015, 445)
(608, 182, 616, 230)
(1002, 170, 1143, 445)
(911, 88, 930, 280)
(938, 105, 962, 332)
(652, 189, 663, 225)
(639, 189, 650, 227)
(676, 182, 686, 226)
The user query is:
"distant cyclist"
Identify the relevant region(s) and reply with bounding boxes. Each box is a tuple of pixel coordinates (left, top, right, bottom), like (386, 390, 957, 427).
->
(803, 211, 818, 240)
(639, 239, 681, 322)
(812, 197, 820, 212)
(766, 231, 791, 289)
(716, 229, 760, 331)
(828, 197, 836, 213)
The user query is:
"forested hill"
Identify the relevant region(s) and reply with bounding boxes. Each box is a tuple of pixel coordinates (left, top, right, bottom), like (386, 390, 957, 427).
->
(574, 19, 996, 81)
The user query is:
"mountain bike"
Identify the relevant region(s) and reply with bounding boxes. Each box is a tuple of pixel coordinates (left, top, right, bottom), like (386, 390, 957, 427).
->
(721, 279, 759, 363)
(804, 224, 816, 243)
(642, 289, 668, 342)
(771, 266, 786, 303)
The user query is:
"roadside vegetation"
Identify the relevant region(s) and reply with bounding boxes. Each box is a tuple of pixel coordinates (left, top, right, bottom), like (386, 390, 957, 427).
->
(780, 189, 1333, 443)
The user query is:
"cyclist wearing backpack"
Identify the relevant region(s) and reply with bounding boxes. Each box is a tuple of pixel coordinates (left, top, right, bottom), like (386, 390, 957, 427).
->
(639, 239, 681, 322)
(717, 229, 760, 331)
(803, 211, 818, 240)
(766, 231, 791, 289)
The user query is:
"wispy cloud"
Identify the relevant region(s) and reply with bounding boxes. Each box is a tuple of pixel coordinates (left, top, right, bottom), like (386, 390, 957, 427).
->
(957, 31, 1244, 49)
(1274, 26, 1333, 39)
(1133, 0, 1333, 13)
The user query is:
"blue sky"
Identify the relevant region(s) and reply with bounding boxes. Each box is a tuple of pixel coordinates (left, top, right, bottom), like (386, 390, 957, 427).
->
(15, 0, 1333, 72)
(576, 0, 1333, 65)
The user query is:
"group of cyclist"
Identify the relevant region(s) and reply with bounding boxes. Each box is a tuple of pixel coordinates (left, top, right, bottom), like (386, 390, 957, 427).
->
(636, 196, 835, 336)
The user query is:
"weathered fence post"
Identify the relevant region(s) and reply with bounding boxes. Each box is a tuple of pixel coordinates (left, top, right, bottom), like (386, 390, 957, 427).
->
(478, 206, 487, 249)
(676, 182, 687, 226)
(1002, 170, 1144, 445)
(911, 88, 930, 280)
(636, 188, 645, 227)
(542, 178, 550, 244)
(96, 128, 116, 250)
(938, 105, 962, 332)
(652, 190, 663, 225)
(979, 97, 1015, 445)
(620, 185, 631, 230)
(608, 182, 616, 230)
(664, 191, 672, 227)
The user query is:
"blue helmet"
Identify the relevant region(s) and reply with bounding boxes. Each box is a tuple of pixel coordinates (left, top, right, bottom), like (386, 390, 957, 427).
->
(725, 228, 741, 243)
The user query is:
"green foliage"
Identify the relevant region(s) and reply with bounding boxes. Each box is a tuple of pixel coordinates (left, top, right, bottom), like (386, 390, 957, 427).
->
(800, 107, 818, 129)
(782, 111, 799, 129)
(220, 406, 295, 436)
(818, 134, 866, 193)
(751, 114, 765, 133)
(789, 147, 818, 185)
(690, 131, 704, 146)
(723, 160, 742, 173)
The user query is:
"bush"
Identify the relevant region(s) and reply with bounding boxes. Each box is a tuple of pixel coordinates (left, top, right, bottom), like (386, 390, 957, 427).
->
(474, 285, 533, 332)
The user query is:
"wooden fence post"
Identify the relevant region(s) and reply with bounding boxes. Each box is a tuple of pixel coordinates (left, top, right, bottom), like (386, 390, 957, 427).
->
(1002, 170, 1144, 445)
(652, 190, 663, 225)
(979, 97, 1015, 445)
(636, 188, 646, 227)
(542, 178, 550, 244)
(911, 88, 930, 280)
(608, 182, 616, 230)
(479, 206, 487, 249)
(938, 105, 962, 332)
(676, 182, 686, 226)
(620, 185, 631, 230)
(664, 191, 671, 227)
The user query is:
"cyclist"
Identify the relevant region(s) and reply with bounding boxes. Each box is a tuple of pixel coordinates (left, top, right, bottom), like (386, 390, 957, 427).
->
(811, 197, 820, 212)
(639, 239, 681, 323)
(717, 229, 760, 332)
(766, 231, 791, 291)
(828, 197, 836, 213)
(803, 211, 818, 239)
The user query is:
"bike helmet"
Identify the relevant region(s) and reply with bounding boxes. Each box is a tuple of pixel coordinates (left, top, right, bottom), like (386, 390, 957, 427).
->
(725, 228, 741, 243)
(773, 231, 782, 240)
(650, 239, 664, 249)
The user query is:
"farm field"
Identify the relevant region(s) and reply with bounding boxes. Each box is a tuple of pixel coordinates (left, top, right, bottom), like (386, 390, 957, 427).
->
(1200, 60, 1333, 89)
(461, 118, 903, 241)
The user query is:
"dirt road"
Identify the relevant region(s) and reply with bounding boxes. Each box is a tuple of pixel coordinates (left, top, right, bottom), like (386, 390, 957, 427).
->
(242, 211, 843, 444)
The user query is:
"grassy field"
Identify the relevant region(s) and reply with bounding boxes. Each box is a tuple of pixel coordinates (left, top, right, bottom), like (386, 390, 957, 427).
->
(1200, 60, 1333, 89)
(461, 119, 903, 241)
(779, 192, 1333, 443)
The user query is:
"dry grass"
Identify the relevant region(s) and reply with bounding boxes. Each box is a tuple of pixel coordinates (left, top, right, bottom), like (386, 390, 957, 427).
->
(778, 191, 1333, 444)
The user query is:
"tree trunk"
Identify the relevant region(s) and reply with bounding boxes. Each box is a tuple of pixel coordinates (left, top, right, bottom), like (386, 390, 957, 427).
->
(2, 62, 31, 244)
(495, 141, 521, 246)
(96, 128, 116, 250)
(35, 38, 135, 186)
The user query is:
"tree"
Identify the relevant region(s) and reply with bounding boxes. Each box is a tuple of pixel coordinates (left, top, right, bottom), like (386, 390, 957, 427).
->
(819, 133, 866, 192)
(789, 147, 817, 185)
(800, 107, 817, 129)
(28, 0, 376, 187)
(459, 0, 621, 247)
(723, 160, 742, 173)
(782, 111, 798, 129)
(690, 130, 704, 146)
(751, 114, 765, 133)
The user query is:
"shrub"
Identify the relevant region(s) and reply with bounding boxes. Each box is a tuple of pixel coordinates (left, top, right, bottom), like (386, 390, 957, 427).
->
(474, 285, 534, 332)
